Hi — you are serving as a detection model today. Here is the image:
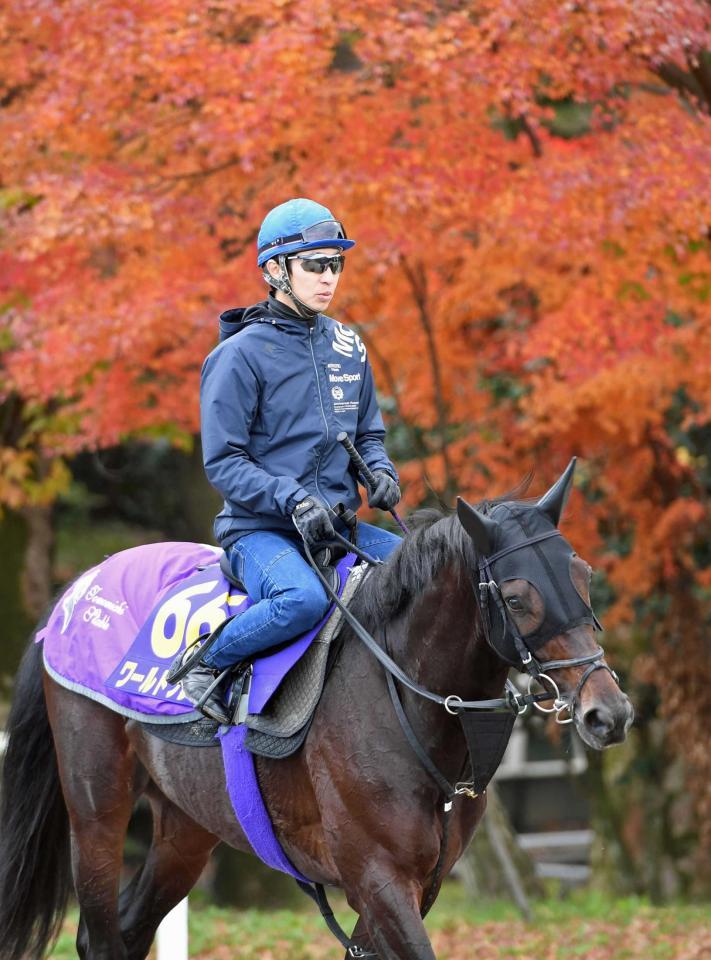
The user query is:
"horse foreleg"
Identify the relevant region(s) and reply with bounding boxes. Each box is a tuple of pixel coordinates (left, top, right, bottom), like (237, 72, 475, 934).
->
(117, 784, 217, 960)
(344, 865, 436, 960)
(46, 686, 137, 960)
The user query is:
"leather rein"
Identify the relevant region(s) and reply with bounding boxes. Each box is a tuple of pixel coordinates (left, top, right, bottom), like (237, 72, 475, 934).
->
(304, 529, 615, 726)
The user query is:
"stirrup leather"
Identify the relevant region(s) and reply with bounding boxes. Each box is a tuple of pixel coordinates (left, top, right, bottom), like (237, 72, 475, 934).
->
(166, 614, 236, 686)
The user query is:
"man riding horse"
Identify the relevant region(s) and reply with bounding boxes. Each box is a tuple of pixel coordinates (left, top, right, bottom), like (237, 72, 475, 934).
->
(182, 198, 402, 722)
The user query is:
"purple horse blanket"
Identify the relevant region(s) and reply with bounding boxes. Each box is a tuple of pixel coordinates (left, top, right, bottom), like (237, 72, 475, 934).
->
(38, 540, 355, 881)
(39, 541, 235, 720)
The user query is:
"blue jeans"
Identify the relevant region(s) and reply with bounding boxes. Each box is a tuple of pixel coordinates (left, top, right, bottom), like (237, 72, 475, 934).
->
(203, 522, 401, 670)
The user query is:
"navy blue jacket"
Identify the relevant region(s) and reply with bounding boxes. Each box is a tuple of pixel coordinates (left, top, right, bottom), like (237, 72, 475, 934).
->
(201, 296, 398, 547)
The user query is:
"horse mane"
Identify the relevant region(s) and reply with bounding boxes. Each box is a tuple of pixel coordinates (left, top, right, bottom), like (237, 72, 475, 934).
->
(349, 510, 468, 630)
(351, 484, 534, 632)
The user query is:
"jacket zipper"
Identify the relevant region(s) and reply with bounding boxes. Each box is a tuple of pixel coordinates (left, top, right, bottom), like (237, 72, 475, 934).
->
(309, 325, 329, 503)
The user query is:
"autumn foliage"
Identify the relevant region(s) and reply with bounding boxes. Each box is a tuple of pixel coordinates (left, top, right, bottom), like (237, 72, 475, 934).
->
(1, 1, 710, 893)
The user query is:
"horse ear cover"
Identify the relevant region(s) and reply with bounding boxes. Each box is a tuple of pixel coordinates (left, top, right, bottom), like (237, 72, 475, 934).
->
(536, 457, 577, 527)
(456, 498, 498, 556)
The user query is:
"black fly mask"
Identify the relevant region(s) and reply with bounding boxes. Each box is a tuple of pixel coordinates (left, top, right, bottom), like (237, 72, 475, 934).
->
(457, 459, 603, 673)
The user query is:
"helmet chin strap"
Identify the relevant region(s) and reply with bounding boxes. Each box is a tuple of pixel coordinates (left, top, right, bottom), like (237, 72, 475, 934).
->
(262, 255, 318, 320)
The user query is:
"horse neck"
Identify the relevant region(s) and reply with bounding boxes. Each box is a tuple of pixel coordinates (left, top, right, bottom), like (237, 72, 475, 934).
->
(387, 560, 509, 777)
(391, 560, 504, 696)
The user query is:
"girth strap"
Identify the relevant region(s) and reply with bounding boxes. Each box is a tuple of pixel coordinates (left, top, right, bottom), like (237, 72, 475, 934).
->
(296, 881, 377, 958)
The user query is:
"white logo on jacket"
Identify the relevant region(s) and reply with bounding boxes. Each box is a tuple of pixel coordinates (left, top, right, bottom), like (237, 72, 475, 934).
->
(332, 323, 366, 362)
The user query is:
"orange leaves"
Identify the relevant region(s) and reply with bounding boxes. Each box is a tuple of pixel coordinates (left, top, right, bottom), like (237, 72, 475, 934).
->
(2, 8, 710, 856)
(0, 448, 70, 512)
(2, 2, 710, 877)
(1, 0, 710, 530)
(0, 450, 36, 511)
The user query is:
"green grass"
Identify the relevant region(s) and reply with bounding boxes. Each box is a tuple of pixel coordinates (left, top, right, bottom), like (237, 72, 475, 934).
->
(47, 884, 711, 959)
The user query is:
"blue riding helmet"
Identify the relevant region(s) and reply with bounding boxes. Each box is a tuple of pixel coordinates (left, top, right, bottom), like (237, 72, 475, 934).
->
(256, 198, 355, 266)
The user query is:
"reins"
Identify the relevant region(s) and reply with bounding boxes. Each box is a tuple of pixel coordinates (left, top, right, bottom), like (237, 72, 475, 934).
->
(304, 531, 608, 717)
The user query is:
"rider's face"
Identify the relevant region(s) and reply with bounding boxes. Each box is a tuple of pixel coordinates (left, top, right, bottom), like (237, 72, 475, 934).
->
(269, 246, 343, 312)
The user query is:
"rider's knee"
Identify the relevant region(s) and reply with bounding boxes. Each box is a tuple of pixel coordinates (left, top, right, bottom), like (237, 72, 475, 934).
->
(275, 583, 329, 632)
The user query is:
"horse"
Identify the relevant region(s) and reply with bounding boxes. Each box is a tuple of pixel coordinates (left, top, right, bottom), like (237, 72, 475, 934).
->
(0, 462, 633, 960)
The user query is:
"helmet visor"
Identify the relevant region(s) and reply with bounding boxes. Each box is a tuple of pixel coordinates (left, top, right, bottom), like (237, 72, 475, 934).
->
(258, 219, 348, 256)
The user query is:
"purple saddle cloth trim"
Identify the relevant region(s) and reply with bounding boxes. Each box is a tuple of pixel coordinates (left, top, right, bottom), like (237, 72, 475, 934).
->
(218, 551, 356, 881)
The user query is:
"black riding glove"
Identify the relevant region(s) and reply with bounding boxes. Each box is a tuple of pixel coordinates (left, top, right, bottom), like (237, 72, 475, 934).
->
(291, 496, 336, 548)
(368, 470, 401, 511)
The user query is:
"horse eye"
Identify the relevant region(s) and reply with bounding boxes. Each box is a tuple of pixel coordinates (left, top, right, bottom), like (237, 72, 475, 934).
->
(506, 596, 522, 611)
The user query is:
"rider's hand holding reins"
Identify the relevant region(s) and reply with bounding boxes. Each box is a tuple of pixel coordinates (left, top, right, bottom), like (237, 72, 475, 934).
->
(367, 471, 401, 511)
(291, 496, 336, 548)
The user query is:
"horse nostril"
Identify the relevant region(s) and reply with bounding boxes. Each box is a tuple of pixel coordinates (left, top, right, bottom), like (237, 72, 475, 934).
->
(583, 705, 615, 738)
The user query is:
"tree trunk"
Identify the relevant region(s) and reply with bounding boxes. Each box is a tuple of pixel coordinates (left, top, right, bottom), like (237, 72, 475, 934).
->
(19, 503, 54, 620)
(0, 511, 35, 697)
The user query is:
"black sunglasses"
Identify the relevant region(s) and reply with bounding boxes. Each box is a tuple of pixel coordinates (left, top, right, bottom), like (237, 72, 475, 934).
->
(288, 254, 345, 275)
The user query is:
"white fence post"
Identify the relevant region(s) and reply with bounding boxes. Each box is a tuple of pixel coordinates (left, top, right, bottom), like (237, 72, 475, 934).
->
(156, 897, 189, 960)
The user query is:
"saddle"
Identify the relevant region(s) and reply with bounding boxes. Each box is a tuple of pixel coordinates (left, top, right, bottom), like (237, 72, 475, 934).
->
(150, 553, 367, 758)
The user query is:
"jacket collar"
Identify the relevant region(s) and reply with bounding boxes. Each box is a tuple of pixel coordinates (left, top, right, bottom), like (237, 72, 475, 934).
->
(265, 293, 325, 335)
(218, 295, 327, 343)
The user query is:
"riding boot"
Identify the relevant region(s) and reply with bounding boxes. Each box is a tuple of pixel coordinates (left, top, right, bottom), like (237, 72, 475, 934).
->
(179, 661, 231, 725)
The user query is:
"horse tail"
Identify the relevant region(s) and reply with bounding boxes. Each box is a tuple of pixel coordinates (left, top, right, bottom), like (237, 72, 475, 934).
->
(0, 637, 72, 960)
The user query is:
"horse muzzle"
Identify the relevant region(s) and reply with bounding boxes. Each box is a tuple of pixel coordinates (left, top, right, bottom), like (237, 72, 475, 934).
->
(578, 691, 634, 749)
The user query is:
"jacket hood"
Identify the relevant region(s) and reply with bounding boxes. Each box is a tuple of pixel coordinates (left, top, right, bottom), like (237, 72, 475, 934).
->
(219, 295, 312, 342)
(218, 302, 266, 342)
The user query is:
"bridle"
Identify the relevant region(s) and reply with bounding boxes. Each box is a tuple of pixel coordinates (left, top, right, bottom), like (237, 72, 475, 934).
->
(306, 527, 618, 727)
(475, 528, 618, 725)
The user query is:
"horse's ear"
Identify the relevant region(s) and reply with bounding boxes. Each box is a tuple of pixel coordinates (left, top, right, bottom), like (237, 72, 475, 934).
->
(537, 457, 577, 527)
(457, 498, 498, 556)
